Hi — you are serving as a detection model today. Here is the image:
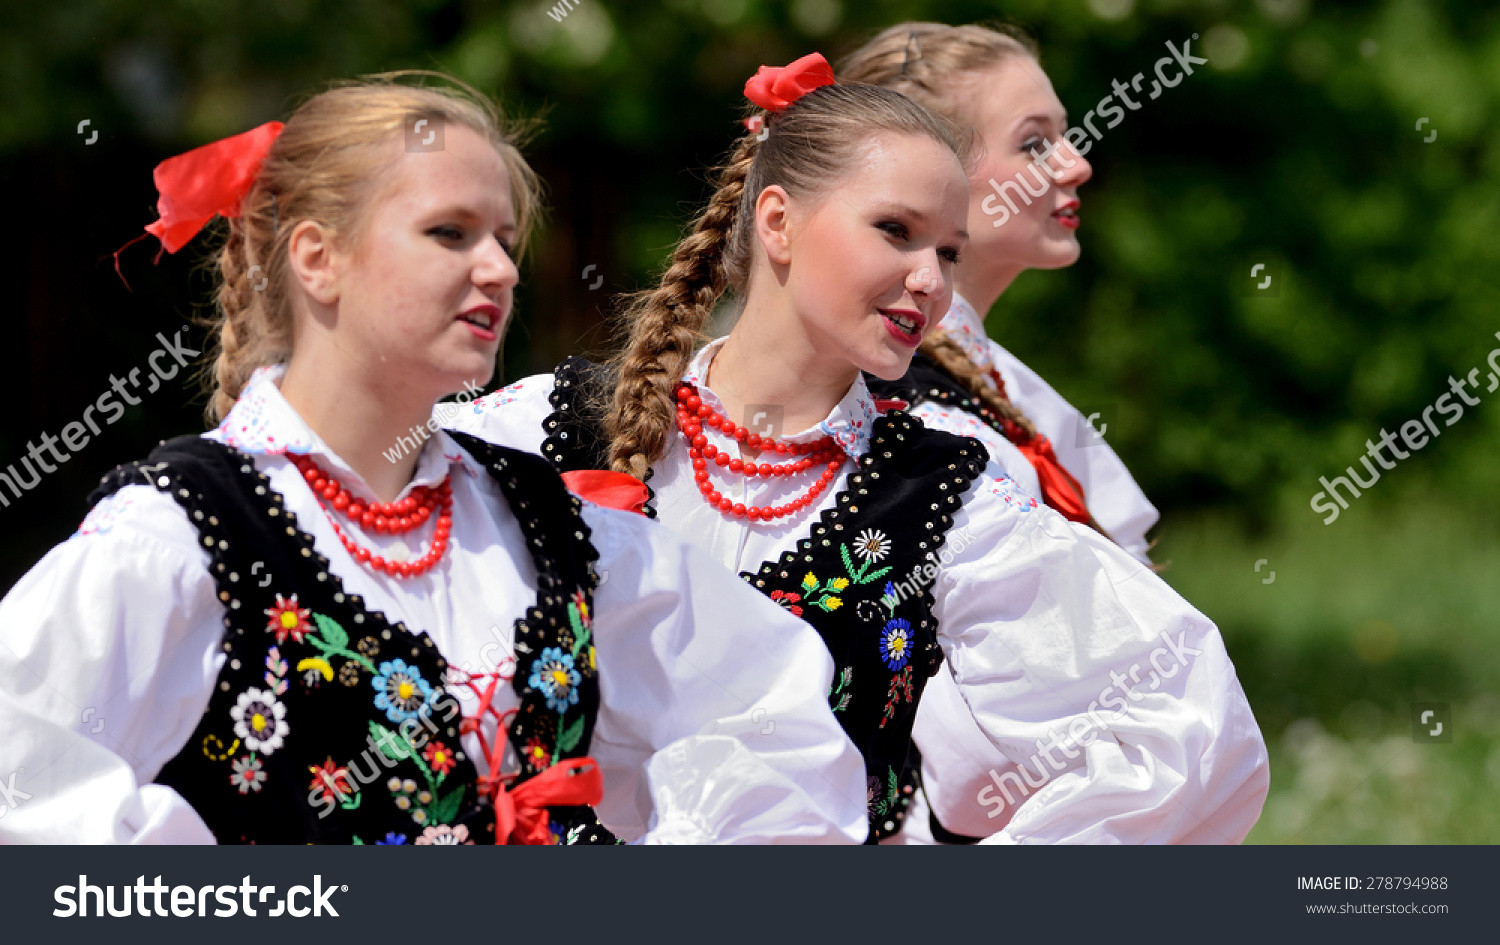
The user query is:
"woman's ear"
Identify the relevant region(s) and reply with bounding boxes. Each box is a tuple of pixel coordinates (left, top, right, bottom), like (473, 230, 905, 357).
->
(753, 185, 794, 267)
(285, 219, 343, 307)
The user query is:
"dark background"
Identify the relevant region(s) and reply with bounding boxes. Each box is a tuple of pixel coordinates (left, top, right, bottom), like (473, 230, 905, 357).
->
(3, 0, 1498, 841)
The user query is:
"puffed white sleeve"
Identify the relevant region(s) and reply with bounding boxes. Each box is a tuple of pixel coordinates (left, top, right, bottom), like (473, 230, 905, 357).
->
(929, 475, 1269, 844)
(580, 503, 867, 845)
(0, 486, 223, 844)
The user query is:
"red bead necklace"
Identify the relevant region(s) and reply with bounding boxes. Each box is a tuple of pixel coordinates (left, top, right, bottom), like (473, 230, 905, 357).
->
(290, 453, 453, 579)
(674, 383, 846, 522)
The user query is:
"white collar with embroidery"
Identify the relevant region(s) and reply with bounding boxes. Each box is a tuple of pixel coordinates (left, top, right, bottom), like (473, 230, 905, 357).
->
(936, 292, 995, 374)
(683, 337, 880, 459)
(207, 363, 481, 499)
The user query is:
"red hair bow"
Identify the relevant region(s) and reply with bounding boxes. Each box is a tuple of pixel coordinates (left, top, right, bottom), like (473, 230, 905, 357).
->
(744, 52, 836, 112)
(145, 121, 284, 253)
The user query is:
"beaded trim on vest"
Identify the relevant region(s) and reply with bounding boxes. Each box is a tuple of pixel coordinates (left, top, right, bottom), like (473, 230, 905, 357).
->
(87, 434, 609, 845)
(539, 360, 989, 842)
(739, 413, 986, 840)
(865, 353, 1020, 440)
(542, 356, 658, 518)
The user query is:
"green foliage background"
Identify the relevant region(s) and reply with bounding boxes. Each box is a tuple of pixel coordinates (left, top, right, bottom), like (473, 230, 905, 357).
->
(4, 0, 1498, 842)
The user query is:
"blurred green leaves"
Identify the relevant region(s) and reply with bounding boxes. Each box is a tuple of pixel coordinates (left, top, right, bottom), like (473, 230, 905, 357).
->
(6, 0, 1498, 523)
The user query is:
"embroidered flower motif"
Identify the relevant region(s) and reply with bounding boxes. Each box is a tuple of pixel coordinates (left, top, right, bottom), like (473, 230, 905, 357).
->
(415, 824, 472, 845)
(229, 755, 266, 794)
(423, 741, 457, 777)
(356, 636, 381, 658)
(263, 594, 313, 645)
(571, 589, 591, 629)
(229, 687, 289, 755)
(879, 619, 912, 671)
(824, 596, 843, 611)
(376, 832, 408, 845)
(308, 757, 353, 802)
(338, 661, 362, 687)
(548, 820, 566, 845)
(855, 600, 882, 624)
(988, 476, 1039, 510)
(829, 666, 853, 713)
(829, 577, 851, 592)
(298, 656, 334, 687)
(372, 659, 434, 723)
(523, 737, 552, 770)
(528, 647, 581, 713)
(801, 573, 818, 594)
(387, 777, 403, 792)
(880, 666, 915, 729)
(263, 646, 289, 695)
(769, 589, 804, 617)
(853, 529, 891, 562)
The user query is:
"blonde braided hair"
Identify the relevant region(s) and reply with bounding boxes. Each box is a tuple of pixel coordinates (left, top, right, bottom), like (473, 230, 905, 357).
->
(602, 81, 973, 476)
(204, 72, 543, 423)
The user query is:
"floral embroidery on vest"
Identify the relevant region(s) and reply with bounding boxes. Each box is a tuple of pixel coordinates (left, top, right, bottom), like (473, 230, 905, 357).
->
(88, 433, 605, 845)
(537, 360, 989, 843)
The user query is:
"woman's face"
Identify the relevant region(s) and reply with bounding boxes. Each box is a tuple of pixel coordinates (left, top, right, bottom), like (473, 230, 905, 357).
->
(962, 55, 1092, 276)
(328, 124, 519, 404)
(774, 132, 969, 382)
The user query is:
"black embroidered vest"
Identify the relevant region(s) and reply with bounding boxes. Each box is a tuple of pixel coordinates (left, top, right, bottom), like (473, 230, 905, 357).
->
(542, 357, 988, 842)
(87, 432, 609, 845)
(865, 352, 1015, 441)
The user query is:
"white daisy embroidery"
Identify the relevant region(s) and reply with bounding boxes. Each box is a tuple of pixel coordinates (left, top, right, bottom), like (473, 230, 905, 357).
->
(230, 687, 290, 755)
(853, 529, 892, 562)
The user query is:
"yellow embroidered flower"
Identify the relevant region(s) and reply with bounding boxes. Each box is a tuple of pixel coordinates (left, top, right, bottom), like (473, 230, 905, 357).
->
(825, 597, 844, 611)
(802, 573, 818, 593)
(830, 577, 850, 591)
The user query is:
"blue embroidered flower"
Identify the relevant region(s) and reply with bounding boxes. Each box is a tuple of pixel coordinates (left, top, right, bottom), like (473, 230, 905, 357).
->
(376, 832, 408, 845)
(879, 619, 912, 671)
(372, 659, 434, 723)
(529, 647, 581, 713)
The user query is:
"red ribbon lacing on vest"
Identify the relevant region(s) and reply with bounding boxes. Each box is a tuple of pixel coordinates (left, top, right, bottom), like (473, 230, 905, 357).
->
(984, 367, 1091, 525)
(453, 669, 604, 844)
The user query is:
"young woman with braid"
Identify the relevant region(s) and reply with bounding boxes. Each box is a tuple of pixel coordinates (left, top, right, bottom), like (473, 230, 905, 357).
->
(0, 75, 869, 845)
(840, 23, 1157, 559)
(449, 54, 1268, 844)
(837, 22, 1180, 843)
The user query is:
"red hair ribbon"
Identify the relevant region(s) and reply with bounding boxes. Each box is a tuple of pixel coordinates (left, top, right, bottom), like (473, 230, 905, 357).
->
(744, 52, 836, 112)
(145, 121, 284, 253)
(487, 758, 605, 845)
(560, 469, 650, 516)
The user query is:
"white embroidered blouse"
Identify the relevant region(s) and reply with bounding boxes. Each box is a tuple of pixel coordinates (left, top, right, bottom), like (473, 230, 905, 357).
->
(913, 292, 1161, 566)
(447, 339, 1269, 844)
(0, 365, 869, 844)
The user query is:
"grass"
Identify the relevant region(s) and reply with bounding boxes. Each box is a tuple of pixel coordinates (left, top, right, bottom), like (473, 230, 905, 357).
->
(1153, 485, 1500, 843)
